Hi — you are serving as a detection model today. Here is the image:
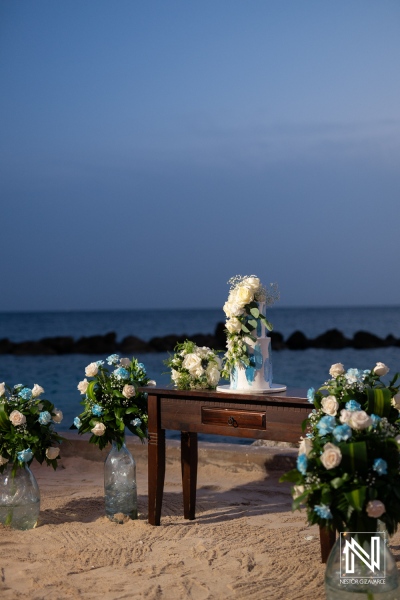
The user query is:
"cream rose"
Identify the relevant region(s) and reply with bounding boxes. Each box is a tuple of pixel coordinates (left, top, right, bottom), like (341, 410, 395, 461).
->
(374, 362, 390, 377)
(339, 409, 352, 425)
(320, 443, 342, 469)
(0, 382, 5, 396)
(349, 410, 372, 430)
(0, 455, 9, 466)
(119, 358, 131, 367)
(171, 369, 180, 383)
(233, 285, 254, 306)
(242, 277, 260, 292)
(329, 363, 345, 378)
(91, 422, 106, 436)
(52, 409, 63, 423)
(46, 447, 60, 460)
(223, 300, 244, 318)
(182, 353, 203, 375)
(77, 379, 89, 394)
(366, 500, 386, 518)
(85, 362, 99, 377)
(392, 393, 400, 410)
(321, 395, 339, 416)
(32, 384, 45, 398)
(9, 410, 26, 426)
(206, 365, 220, 387)
(122, 384, 136, 399)
(298, 437, 313, 457)
(225, 318, 242, 334)
(395, 435, 400, 446)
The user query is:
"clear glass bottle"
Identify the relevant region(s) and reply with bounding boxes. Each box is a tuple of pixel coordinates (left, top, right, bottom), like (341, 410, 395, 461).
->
(104, 440, 137, 522)
(0, 463, 40, 529)
(325, 531, 399, 599)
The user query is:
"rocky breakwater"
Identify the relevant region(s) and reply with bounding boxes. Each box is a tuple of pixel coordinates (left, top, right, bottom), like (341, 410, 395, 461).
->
(0, 325, 399, 355)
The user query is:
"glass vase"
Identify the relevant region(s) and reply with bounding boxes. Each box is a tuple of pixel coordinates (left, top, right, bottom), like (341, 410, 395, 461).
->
(0, 463, 40, 529)
(325, 531, 399, 599)
(104, 440, 137, 523)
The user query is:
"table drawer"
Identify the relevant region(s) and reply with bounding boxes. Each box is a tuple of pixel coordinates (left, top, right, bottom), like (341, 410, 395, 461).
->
(201, 407, 266, 430)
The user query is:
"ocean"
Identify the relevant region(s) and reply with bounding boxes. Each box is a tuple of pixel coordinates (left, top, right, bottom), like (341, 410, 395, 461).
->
(1, 306, 400, 444)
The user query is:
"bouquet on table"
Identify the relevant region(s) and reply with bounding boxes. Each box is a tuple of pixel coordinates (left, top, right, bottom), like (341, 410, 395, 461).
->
(73, 355, 154, 450)
(281, 362, 400, 534)
(221, 275, 279, 379)
(165, 340, 222, 390)
(0, 382, 63, 473)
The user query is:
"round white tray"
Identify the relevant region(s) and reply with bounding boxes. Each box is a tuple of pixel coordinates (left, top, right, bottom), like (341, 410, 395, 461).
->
(216, 383, 287, 394)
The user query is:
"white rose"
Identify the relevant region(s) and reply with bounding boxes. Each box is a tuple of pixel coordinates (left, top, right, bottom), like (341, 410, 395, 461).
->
(329, 363, 345, 378)
(293, 485, 305, 500)
(392, 393, 400, 410)
(0, 382, 5, 396)
(32, 384, 45, 398)
(298, 437, 313, 457)
(321, 395, 339, 416)
(77, 378, 89, 394)
(206, 365, 220, 387)
(122, 384, 136, 399)
(233, 285, 254, 306)
(225, 318, 242, 334)
(339, 409, 352, 425)
(242, 277, 260, 292)
(191, 365, 205, 378)
(0, 455, 9, 466)
(46, 447, 60, 460)
(119, 358, 131, 367)
(366, 500, 386, 518)
(52, 409, 63, 423)
(91, 422, 106, 436)
(171, 369, 180, 383)
(320, 443, 342, 469)
(182, 353, 202, 374)
(147, 380, 157, 386)
(196, 347, 210, 359)
(223, 300, 244, 318)
(85, 363, 99, 377)
(349, 410, 372, 430)
(9, 410, 26, 426)
(395, 435, 400, 446)
(374, 362, 390, 377)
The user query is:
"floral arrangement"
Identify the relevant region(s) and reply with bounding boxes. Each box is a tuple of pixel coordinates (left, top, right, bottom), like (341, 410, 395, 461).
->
(221, 275, 279, 378)
(165, 340, 222, 390)
(0, 382, 63, 473)
(281, 362, 400, 535)
(73, 355, 154, 450)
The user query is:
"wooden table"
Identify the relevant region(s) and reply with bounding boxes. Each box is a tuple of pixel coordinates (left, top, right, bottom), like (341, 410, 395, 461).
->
(142, 385, 335, 562)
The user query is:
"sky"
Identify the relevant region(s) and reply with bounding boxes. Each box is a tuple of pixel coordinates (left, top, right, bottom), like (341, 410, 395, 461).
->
(1, 1, 400, 311)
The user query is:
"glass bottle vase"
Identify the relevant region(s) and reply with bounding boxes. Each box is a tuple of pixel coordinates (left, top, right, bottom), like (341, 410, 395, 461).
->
(0, 463, 40, 529)
(104, 440, 137, 522)
(325, 531, 399, 599)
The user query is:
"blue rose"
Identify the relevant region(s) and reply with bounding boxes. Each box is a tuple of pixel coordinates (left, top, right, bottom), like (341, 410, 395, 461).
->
(316, 415, 337, 436)
(297, 453, 308, 475)
(314, 504, 332, 519)
(107, 354, 120, 365)
(373, 458, 388, 476)
(307, 387, 315, 403)
(138, 363, 146, 372)
(130, 418, 142, 427)
(114, 367, 129, 380)
(332, 424, 352, 442)
(17, 448, 33, 463)
(345, 368, 362, 384)
(38, 411, 52, 425)
(19, 387, 32, 401)
(96, 360, 105, 366)
(370, 414, 381, 428)
(345, 399, 361, 411)
(92, 404, 103, 416)
(74, 416, 82, 429)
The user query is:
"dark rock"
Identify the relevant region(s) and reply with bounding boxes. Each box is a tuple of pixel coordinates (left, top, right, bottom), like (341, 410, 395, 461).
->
(12, 340, 57, 355)
(149, 335, 186, 352)
(286, 330, 309, 350)
(73, 332, 117, 354)
(311, 329, 350, 349)
(40, 336, 75, 354)
(385, 334, 399, 347)
(270, 331, 285, 350)
(191, 333, 219, 348)
(0, 338, 15, 354)
(118, 335, 152, 354)
(352, 331, 385, 349)
(214, 322, 227, 350)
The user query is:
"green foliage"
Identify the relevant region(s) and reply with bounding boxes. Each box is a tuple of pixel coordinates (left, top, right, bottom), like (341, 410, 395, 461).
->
(164, 340, 222, 390)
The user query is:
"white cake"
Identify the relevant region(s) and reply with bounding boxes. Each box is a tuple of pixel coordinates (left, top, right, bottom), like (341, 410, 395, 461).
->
(230, 302, 273, 391)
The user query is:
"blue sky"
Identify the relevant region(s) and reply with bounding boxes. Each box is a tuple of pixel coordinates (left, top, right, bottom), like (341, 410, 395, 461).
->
(1, 1, 400, 310)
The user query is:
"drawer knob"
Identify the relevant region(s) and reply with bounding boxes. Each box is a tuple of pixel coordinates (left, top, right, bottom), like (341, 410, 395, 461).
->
(227, 416, 238, 427)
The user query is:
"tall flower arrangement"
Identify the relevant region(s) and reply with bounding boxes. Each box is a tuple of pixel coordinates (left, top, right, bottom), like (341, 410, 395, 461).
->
(73, 355, 153, 450)
(0, 382, 63, 473)
(221, 275, 279, 379)
(164, 340, 222, 390)
(281, 362, 400, 535)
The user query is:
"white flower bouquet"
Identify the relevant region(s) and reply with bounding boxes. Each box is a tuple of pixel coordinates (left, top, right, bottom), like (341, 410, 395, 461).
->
(165, 340, 222, 390)
(281, 362, 400, 534)
(221, 274, 279, 378)
(0, 382, 63, 473)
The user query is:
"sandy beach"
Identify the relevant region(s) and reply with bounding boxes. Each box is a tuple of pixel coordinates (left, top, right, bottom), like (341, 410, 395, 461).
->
(1, 436, 399, 600)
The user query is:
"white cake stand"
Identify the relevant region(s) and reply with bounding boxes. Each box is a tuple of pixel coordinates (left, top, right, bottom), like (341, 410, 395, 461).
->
(216, 383, 287, 394)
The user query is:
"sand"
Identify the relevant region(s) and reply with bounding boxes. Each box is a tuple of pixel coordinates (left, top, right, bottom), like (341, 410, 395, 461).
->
(1, 438, 399, 600)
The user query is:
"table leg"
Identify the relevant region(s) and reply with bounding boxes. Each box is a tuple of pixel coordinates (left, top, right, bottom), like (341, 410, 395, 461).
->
(181, 431, 198, 520)
(147, 394, 165, 526)
(319, 525, 336, 563)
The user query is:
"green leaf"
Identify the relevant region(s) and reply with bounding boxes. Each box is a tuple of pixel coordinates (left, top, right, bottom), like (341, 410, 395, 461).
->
(264, 319, 273, 331)
(86, 380, 97, 402)
(0, 403, 9, 430)
(331, 477, 345, 489)
(279, 469, 303, 484)
(250, 307, 259, 318)
(339, 441, 368, 473)
(248, 319, 258, 330)
(344, 487, 366, 511)
(241, 324, 250, 333)
(366, 387, 392, 417)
